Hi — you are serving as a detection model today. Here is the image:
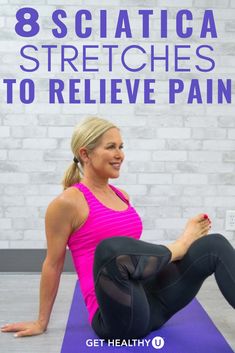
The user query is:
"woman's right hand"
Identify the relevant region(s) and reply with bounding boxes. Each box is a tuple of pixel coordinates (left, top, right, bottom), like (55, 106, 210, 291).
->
(1, 320, 47, 338)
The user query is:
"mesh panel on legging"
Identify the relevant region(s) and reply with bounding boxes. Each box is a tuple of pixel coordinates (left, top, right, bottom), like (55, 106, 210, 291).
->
(93, 244, 172, 339)
(98, 264, 132, 306)
(97, 254, 164, 306)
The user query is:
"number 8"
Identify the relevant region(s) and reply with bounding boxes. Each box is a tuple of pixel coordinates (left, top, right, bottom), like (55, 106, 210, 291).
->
(15, 7, 40, 37)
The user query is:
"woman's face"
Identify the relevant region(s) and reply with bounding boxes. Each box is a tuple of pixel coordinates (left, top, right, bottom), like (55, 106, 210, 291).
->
(82, 128, 125, 179)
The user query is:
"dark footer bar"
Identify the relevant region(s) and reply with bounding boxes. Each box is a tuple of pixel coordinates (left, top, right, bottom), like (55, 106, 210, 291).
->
(0, 249, 75, 272)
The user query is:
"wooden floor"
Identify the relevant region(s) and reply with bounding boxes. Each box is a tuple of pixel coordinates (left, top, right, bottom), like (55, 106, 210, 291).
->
(0, 273, 234, 353)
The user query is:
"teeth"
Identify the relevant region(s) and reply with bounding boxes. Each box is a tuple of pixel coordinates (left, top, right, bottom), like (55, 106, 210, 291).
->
(111, 163, 120, 168)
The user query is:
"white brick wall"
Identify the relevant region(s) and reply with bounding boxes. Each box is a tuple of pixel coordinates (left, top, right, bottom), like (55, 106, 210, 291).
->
(0, 0, 235, 248)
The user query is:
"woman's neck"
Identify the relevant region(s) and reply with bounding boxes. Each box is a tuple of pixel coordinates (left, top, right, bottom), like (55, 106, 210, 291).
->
(80, 177, 110, 193)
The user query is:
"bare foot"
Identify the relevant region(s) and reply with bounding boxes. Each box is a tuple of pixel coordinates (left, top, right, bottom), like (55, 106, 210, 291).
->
(178, 214, 211, 256)
(166, 214, 211, 262)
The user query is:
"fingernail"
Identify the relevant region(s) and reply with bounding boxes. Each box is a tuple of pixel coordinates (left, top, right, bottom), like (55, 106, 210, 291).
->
(204, 214, 208, 219)
(14, 334, 18, 338)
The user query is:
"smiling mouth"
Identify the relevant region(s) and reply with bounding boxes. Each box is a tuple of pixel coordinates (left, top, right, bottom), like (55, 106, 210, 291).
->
(110, 163, 121, 169)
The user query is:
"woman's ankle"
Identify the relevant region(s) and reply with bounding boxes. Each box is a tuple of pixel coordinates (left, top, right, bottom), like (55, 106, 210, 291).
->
(165, 239, 188, 262)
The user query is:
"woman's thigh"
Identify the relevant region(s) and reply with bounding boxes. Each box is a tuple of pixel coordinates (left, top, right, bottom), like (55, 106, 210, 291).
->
(92, 236, 172, 339)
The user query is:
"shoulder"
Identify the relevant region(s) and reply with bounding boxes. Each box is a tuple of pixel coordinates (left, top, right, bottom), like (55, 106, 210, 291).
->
(46, 186, 84, 220)
(45, 185, 89, 236)
(44, 187, 86, 261)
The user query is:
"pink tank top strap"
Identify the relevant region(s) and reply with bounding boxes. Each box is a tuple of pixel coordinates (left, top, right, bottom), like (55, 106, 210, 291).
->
(73, 182, 94, 200)
(108, 184, 129, 205)
(73, 182, 129, 206)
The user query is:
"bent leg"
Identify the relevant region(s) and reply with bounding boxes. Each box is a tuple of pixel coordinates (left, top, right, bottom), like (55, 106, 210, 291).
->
(145, 233, 235, 331)
(92, 236, 172, 339)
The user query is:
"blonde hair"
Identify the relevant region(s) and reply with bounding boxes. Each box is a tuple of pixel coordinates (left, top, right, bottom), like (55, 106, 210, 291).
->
(62, 116, 118, 190)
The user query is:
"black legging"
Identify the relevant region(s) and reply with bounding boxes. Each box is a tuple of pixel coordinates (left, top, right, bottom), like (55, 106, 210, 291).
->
(91, 234, 235, 340)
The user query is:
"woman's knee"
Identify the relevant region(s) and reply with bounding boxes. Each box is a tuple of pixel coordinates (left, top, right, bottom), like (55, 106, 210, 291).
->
(209, 233, 225, 239)
(95, 236, 135, 260)
(191, 233, 231, 255)
(95, 237, 122, 258)
(209, 233, 233, 252)
(94, 237, 128, 276)
(206, 233, 230, 247)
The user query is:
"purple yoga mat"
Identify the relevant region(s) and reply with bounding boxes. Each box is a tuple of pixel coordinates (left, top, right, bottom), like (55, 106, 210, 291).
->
(60, 281, 234, 353)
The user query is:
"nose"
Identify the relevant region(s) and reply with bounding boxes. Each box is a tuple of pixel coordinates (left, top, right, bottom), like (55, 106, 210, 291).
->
(114, 148, 124, 160)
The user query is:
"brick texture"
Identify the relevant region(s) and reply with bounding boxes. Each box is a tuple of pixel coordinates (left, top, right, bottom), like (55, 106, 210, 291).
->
(0, 0, 234, 248)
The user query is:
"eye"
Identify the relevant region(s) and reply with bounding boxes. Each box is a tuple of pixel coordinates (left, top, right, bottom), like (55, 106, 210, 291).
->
(106, 144, 124, 149)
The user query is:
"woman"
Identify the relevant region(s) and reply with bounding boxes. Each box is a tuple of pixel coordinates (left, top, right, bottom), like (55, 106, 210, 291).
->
(1, 116, 235, 339)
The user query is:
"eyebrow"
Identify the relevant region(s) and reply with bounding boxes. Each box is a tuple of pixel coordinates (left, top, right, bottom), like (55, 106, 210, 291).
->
(106, 142, 123, 146)
(105, 142, 124, 145)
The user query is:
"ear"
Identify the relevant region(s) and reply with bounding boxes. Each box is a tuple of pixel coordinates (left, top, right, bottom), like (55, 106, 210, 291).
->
(79, 147, 90, 164)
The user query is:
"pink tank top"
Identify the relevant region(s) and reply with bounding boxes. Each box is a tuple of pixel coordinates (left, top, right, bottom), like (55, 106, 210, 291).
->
(67, 182, 143, 324)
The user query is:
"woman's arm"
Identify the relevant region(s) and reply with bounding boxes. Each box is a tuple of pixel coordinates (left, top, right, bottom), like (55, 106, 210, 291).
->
(1, 193, 77, 338)
(37, 196, 76, 329)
